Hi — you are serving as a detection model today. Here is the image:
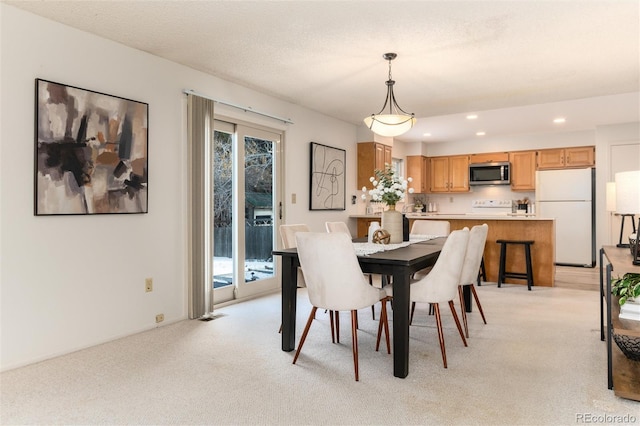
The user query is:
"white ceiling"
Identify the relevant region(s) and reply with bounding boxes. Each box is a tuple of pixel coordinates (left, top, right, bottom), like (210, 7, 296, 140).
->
(6, 0, 639, 144)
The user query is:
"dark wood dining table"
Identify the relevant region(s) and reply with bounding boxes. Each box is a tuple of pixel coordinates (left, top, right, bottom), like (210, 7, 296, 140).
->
(273, 237, 468, 378)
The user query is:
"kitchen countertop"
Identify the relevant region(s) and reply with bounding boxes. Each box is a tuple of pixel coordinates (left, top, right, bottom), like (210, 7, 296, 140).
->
(350, 213, 552, 221)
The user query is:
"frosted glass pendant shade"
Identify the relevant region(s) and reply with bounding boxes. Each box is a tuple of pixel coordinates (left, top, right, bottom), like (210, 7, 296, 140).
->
(363, 114, 416, 137)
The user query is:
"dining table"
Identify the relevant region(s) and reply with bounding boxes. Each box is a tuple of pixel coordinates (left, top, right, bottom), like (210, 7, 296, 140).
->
(273, 236, 469, 378)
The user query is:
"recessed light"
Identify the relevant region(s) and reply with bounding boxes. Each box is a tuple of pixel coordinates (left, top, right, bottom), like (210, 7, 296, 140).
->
(423, 132, 432, 137)
(466, 114, 478, 120)
(553, 117, 566, 124)
(476, 131, 486, 136)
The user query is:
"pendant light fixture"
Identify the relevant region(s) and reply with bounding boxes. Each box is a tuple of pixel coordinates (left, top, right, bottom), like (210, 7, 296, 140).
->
(363, 53, 416, 137)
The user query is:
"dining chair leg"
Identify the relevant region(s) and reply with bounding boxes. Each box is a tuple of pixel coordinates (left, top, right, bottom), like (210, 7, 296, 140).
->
(433, 303, 447, 368)
(351, 310, 360, 381)
(336, 311, 340, 343)
(376, 298, 391, 354)
(409, 301, 416, 325)
(458, 285, 469, 338)
(449, 300, 468, 347)
(293, 306, 317, 365)
(329, 310, 336, 343)
(470, 285, 487, 324)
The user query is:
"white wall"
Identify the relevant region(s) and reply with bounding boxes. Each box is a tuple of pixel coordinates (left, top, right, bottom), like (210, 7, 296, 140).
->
(0, 4, 358, 371)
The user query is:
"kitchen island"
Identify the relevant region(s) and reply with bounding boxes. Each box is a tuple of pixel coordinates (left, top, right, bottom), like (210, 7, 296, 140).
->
(351, 213, 555, 287)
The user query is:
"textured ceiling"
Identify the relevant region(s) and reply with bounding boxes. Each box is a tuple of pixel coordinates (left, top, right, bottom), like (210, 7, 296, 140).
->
(6, 0, 639, 143)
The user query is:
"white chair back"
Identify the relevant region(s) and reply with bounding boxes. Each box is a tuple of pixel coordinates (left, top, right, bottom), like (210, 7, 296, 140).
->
(279, 224, 309, 288)
(296, 232, 384, 311)
(325, 221, 351, 235)
(280, 224, 309, 248)
(411, 228, 469, 304)
(410, 220, 450, 237)
(459, 224, 488, 286)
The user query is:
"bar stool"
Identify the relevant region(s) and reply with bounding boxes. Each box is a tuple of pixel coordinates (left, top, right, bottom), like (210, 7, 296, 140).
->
(496, 240, 534, 291)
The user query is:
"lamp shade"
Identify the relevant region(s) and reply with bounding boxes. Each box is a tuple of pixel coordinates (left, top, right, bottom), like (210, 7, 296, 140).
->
(363, 114, 416, 137)
(615, 170, 640, 214)
(606, 182, 616, 212)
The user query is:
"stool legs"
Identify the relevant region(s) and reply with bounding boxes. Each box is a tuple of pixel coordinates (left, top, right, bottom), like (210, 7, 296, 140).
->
(497, 243, 507, 288)
(525, 243, 533, 291)
(496, 240, 534, 290)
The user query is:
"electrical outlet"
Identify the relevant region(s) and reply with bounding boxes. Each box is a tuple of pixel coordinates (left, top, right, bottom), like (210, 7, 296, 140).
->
(291, 193, 296, 204)
(155, 313, 164, 323)
(449, 196, 454, 203)
(145, 278, 153, 292)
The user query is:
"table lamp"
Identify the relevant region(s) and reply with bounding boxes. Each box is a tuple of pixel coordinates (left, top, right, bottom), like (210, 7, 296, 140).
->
(615, 170, 640, 265)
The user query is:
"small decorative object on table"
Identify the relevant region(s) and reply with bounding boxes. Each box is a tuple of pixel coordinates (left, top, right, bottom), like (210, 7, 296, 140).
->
(372, 229, 391, 245)
(361, 164, 413, 244)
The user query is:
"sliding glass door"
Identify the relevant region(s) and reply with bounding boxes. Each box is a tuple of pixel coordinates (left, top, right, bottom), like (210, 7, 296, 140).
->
(213, 120, 282, 304)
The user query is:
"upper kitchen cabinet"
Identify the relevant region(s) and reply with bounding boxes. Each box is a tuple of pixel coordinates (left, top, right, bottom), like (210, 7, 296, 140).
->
(469, 152, 509, 164)
(509, 150, 537, 191)
(406, 155, 429, 193)
(357, 142, 392, 189)
(430, 155, 470, 193)
(537, 146, 595, 170)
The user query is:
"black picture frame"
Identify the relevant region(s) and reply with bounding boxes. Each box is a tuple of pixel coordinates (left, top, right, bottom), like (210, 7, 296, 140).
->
(309, 142, 345, 211)
(35, 79, 149, 215)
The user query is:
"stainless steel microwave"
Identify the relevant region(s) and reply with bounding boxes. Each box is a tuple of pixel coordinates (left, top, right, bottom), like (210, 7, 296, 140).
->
(469, 162, 510, 185)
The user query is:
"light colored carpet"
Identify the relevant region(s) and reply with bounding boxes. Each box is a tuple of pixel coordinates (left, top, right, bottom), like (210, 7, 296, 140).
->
(1, 283, 638, 425)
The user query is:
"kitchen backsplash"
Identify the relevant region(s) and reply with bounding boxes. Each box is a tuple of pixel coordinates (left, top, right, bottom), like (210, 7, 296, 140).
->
(357, 185, 535, 215)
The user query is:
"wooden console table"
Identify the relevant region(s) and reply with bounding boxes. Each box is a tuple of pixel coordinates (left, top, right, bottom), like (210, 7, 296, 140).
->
(601, 246, 640, 401)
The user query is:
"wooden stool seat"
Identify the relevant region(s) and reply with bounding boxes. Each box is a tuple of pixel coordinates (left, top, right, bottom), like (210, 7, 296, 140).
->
(496, 240, 534, 291)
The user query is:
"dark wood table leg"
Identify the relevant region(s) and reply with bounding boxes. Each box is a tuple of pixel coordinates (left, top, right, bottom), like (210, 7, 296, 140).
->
(392, 267, 410, 378)
(599, 248, 605, 341)
(606, 262, 613, 390)
(463, 285, 472, 312)
(281, 256, 297, 352)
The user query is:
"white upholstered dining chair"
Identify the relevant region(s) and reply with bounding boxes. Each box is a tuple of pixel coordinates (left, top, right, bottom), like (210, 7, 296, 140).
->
(457, 223, 489, 338)
(278, 224, 309, 334)
(407, 228, 469, 368)
(324, 221, 352, 235)
(410, 219, 451, 237)
(280, 224, 309, 288)
(325, 221, 382, 326)
(409, 219, 451, 322)
(293, 232, 390, 381)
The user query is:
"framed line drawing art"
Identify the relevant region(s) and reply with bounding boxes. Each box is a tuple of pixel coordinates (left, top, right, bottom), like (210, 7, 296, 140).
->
(35, 79, 149, 215)
(309, 142, 345, 210)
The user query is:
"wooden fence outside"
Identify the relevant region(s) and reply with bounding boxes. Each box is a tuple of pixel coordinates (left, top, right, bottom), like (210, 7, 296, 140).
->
(213, 224, 273, 260)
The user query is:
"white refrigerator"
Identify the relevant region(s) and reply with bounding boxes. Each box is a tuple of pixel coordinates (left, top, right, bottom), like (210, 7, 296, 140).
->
(536, 168, 595, 267)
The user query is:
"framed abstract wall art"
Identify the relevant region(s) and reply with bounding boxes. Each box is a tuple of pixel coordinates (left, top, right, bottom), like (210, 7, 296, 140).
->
(309, 141, 345, 210)
(35, 79, 149, 215)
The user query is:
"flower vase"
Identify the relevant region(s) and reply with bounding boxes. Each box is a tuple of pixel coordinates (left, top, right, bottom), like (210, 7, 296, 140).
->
(382, 208, 403, 244)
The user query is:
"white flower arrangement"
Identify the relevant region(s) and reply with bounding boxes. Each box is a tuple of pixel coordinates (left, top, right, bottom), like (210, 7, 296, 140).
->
(361, 163, 414, 208)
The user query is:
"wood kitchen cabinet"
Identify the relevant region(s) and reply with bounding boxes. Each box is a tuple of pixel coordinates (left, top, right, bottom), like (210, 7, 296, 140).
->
(406, 155, 429, 193)
(469, 152, 509, 164)
(357, 142, 392, 189)
(509, 150, 537, 191)
(430, 155, 469, 193)
(537, 146, 594, 170)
